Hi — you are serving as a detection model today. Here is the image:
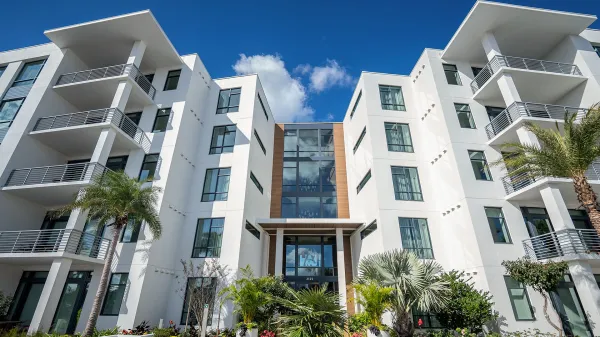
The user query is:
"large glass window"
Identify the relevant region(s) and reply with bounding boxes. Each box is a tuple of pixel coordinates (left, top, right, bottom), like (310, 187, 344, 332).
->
(504, 276, 535, 321)
(14, 60, 46, 87)
(485, 207, 511, 243)
(164, 69, 181, 91)
(455, 103, 476, 129)
(399, 218, 433, 259)
(443, 64, 461, 85)
(299, 129, 319, 157)
(192, 218, 224, 258)
(413, 310, 442, 329)
(379, 85, 406, 111)
(282, 197, 297, 218)
(350, 91, 361, 118)
(210, 125, 236, 154)
(284, 236, 337, 280)
(138, 153, 159, 181)
(283, 160, 335, 192)
(101, 273, 128, 316)
(281, 196, 337, 218)
(391, 166, 423, 201)
(469, 150, 492, 181)
(385, 122, 413, 152)
(284, 128, 334, 157)
(353, 127, 366, 154)
(202, 168, 231, 201)
(152, 108, 171, 132)
(217, 88, 241, 114)
(181, 277, 216, 325)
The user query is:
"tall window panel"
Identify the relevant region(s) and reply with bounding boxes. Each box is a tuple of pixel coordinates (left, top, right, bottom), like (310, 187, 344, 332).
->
(469, 150, 492, 181)
(181, 277, 216, 325)
(101, 273, 128, 316)
(384, 122, 413, 152)
(164, 69, 181, 91)
(217, 88, 241, 114)
(485, 207, 511, 243)
(379, 85, 406, 111)
(152, 108, 171, 132)
(14, 60, 46, 87)
(192, 218, 224, 258)
(399, 218, 434, 259)
(138, 153, 160, 181)
(120, 217, 141, 243)
(454, 103, 476, 129)
(443, 64, 462, 85)
(504, 276, 535, 321)
(210, 125, 236, 154)
(201, 168, 231, 201)
(391, 166, 423, 201)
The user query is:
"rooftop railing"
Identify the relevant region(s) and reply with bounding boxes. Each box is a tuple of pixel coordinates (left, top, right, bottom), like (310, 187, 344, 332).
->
(523, 229, 600, 261)
(470, 55, 583, 93)
(485, 102, 588, 140)
(33, 108, 150, 151)
(56, 63, 156, 99)
(4, 162, 109, 187)
(0, 229, 110, 260)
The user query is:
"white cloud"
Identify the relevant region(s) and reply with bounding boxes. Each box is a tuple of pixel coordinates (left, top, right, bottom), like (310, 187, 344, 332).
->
(293, 64, 312, 75)
(233, 54, 314, 122)
(309, 60, 354, 93)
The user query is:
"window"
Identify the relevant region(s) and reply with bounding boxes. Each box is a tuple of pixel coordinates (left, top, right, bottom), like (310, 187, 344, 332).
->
(210, 125, 236, 154)
(283, 160, 335, 192)
(0, 98, 25, 127)
(391, 166, 423, 201)
(138, 153, 159, 181)
(281, 197, 297, 218)
(283, 129, 334, 157)
(125, 111, 142, 125)
(105, 156, 128, 172)
(201, 168, 231, 201)
(357, 169, 372, 194)
(192, 218, 224, 258)
(101, 273, 128, 315)
(163, 69, 181, 91)
(217, 88, 241, 114)
(399, 218, 433, 258)
(504, 276, 535, 321)
(594, 46, 600, 58)
(250, 172, 263, 194)
(454, 104, 476, 129)
(443, 64, 461, 85)
(152, 108, 171, 132)
(360, 220, 377, 239)
(485, 106, 505, 122)
(385, 122, 413, 152)
(485, 207, 511, 243)
(350, 91, 362, 118)
(144, 74, 154, 84)
(469, 150, 492, 181)
(13, 60, 46, 87)
(181, 277, 216, 325)
(245, 221, 260, 240)
(254, 130, 266, 155)
(120, 217, 141, 243)
(281, 196, 337, 218)
(0, 66, 5, 78)
(413, 310, 442, 329)
(471, 67, 483, 77)
(258, 94, 269, 120)
(379, 85, 406, 111)
(353, 127, 366, 153)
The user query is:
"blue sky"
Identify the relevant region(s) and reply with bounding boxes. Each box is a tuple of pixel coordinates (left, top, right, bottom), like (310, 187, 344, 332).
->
(2, 0, 600, 122)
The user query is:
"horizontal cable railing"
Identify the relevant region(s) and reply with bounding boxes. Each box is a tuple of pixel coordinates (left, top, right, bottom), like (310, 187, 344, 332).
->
(485, 102, 588, 139)
(0, 229, 110, 260)
(471, 55, 583, 93)
(56, 63, 156, 99)
(523, 229, 600, 261)
(33, 108, 150, 150)
(4, 162, 109, 187)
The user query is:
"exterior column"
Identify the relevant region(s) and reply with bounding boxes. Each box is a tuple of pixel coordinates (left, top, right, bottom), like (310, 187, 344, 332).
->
(28, 258, 73, 334)
(568, 261, 600, 336)
(336, 228, 347, 310)
(274, 229, 284, 276)
(482, 32, 502, 61)
(497, 73, 521, 106)
(75, 265, 104, 333)
(539, 186, 575, 231)
(262, 232, 270, 276)
(127, 41, 146, 68)
(515, 124, 540, 148)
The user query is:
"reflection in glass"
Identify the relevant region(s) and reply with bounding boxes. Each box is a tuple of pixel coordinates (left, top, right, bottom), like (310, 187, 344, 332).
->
(299, 161, 320, 192)
(298, 197, 320, 218)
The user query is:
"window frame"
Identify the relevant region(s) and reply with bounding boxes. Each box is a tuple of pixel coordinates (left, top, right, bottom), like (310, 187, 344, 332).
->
(350, 91, 362, 118)
(504, 276, 536, 321)
(191, 218, 224, 258)
(209, 125, 237, 154)
(454, 103, 476, 129)
(120, 217, 141, 243)
(13, 59, 46, 87)
(353, 127, 366, 154)
(0, 98, 26, 126)
(378, 85, 406, 111)
(163, 69, 181, 91)
(468, 150, 493, 181)
(443, 64, 462, 85)
(384, 122, 413, 152)
(138, 153, 160, 182)
(258, 94, 269, 120)
(152, 108, 171, 132)
(125, 111, 142, 126)
(250, 172, 264, 194)
(360, 220, 377, 240)
(399, 217, 434, 259)
(245, 221, 261, 240)
(485, 207, 512, 244)
(216, 87, 242, 114)
(280, 196, 338, 219)
(357, 169, 372, 194)
(201, 167, 231, 202)
(471, 67, 483, 77)
(180, 277, 217, 325)
(100, 273, 128, 316)
(254, 129, 266, 155)
(391, 166, 423, 201)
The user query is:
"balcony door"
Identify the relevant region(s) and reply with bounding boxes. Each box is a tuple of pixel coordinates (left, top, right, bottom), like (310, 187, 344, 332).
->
(7, 271, 48, 327)
(521, 207, 559, 259)
(51, 271, 92, 335)
(79, 218, 105, 258)
(550, 274, 593, 337)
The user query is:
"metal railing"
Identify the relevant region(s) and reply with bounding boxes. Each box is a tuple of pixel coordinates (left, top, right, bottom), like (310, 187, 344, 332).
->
(523, 229, 600, 261)
(33, 108, 150, 150)
(485, 102, 588, 139)
(4, 162, 109, 187)
(56, 63, 156, 99)
(0, 229, 110, 260)
(471, 55, 583, 93)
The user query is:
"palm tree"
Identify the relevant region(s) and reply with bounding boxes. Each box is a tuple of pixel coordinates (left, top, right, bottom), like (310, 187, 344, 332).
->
(498, 106, 600, 234)
(59, 171, 162, 337)
(353, 281, 393, 332)
(274, 286, 346, 337)
(221, 266, 264, 329)
(357, 250, 449, 337)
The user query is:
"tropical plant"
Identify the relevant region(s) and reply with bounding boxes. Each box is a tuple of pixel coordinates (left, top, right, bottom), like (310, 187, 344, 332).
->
(357, 250, 450, 337)
(502, 258, 569, 337)
(253, 275, 293, 331)
(274, 285, 347, 337)
(434, 271, 497, 333)
(59, 171, 162, 337)
(353, 281, 393, 331)
(0, 291, 12, 319)
(348, 312, 371, 334)
(221, 266, 264, 328)
(496, 106, 600, 234)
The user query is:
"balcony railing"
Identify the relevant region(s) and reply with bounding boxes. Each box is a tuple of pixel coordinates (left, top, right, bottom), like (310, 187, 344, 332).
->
(56, 63, 156, 99)
(470, 55, 583, 93)
(33, 108, 150, 150)
(0, 229, 110, 260)
(523, 229, 600, 261)
(4, 162, 109, 187)
(502, 161, 600, 195)
(485, 102, 588, 139)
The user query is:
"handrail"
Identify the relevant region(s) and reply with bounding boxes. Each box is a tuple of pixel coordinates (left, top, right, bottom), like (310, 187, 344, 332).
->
(471, 55, 583, 93)
(4, 162, 109, 187)
(523, 229, 600, 261)
(485, 102, 588, 139)
(56, 63, 156, 99)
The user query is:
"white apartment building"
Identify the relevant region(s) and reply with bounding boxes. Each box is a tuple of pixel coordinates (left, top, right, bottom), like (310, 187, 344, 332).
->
(1, 2, 600, 336)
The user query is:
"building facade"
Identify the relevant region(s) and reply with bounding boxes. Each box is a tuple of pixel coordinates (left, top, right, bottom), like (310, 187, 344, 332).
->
(2, 2, 600, 336)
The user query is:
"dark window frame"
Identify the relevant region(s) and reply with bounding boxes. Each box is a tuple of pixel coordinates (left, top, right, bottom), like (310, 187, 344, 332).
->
(353, 127, 366, 154)
(360, 220, 377, 240)
(152, 108, 171, 132)
(391, 166, 423, 201)
(144, 73, 155, 84)
(399, 217, 434, 259)
(485, 207, 512, 244)
(454, 103, 476, 129)
(258, 94, 269, 120)
(350, 91, 362, 118)
(281, 196, 338, 219)
(443, 64, 462, 85)
(163, 69, 181, 91)
(216, 87, 241, 114)
(201, 167, 231, 202)
(357, 169, 372, 194)
(254, 129, 266, 155)
(209, 125, 237, 154)
(504, 276, 536, 321)
(250, 172, 263, 194)
(125, 111, 142, 126)
(100, 273, 128, 316)
(120, 217, 141, 243)
(384, 122, 413, 152)
(468, 150, 493, 181)
(138, 153, 160, 182)
(13, 59, 46, 87)
(245, 221, 260, 240)
(192, 218, 224, 258)
(471, 67, 483, 77)
(378, 85, 406, 111)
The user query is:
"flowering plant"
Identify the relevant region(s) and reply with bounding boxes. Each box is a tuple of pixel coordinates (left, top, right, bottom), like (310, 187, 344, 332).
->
(260, 330, 276, 337)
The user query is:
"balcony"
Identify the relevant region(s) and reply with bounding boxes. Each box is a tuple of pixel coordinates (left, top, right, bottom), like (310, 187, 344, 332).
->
(53, 64, 156, 111)
(2, 162, 109, 206)
(484, 102, 587, 145)
(30, 108, 150, 156)
(470, 55, 586, 103)
(0, 229, 110, 263)
(523, 229, 600, 262)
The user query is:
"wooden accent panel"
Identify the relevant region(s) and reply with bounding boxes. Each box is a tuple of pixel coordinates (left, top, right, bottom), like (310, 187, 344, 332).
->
(270, 124, 285, 218)
(333, 124, 350, 218)
(268, 234, 277, 275)
(343, 235, 355, 314)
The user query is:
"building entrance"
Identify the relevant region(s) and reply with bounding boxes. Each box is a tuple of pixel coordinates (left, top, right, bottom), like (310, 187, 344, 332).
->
(282, 235, 338, 291)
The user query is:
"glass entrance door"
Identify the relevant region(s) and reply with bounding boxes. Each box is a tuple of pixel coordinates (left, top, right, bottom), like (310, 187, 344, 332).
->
(550, 274, 592, 337)
(7, 271, 49, 328)
(51, 271, 92, 335)
(283, 236, 338, 291)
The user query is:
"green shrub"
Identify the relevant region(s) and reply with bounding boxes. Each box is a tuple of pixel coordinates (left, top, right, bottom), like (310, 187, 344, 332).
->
(348, 312, 370, 333)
